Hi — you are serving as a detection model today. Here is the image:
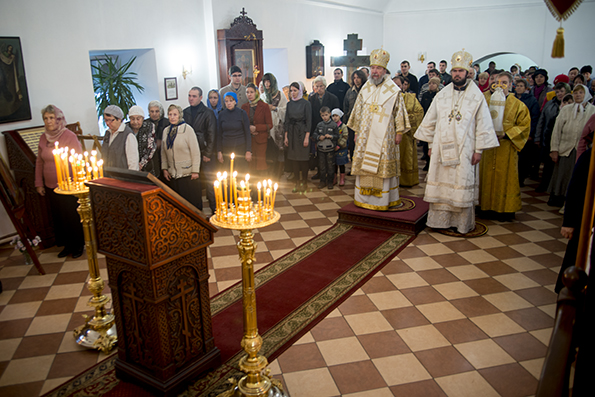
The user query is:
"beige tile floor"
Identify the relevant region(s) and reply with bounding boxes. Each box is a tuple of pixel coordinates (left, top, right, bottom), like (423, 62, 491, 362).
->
(0, 155, 563, 396)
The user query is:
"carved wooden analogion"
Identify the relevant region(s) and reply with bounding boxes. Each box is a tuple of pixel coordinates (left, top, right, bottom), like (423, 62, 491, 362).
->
(88, 178, 220, 396)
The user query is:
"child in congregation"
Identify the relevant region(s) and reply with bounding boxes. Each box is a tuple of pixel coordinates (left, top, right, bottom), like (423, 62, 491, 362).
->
(313, 106, 339, 189)
(331, 108, 349, 186)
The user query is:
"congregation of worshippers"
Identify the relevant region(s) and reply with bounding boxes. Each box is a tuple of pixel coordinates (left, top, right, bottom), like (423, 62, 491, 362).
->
(38, 55, 594, 265)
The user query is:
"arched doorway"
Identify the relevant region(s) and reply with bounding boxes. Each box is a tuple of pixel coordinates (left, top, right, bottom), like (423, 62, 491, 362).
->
(474, 52, 539, 74)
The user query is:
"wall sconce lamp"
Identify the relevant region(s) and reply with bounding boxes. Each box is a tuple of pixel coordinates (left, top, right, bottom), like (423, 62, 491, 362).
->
(182, 65, 192, 79)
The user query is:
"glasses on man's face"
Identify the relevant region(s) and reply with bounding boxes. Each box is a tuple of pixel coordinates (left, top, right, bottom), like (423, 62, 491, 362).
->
(105, 117, 116, 124)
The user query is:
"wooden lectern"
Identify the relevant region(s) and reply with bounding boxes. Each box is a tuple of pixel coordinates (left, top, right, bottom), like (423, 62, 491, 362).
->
(87, 176, 220, 396)
(3, 126, 56, 246)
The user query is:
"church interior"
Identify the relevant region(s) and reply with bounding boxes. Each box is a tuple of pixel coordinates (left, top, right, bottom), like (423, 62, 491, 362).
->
(1, 0, 594, 396)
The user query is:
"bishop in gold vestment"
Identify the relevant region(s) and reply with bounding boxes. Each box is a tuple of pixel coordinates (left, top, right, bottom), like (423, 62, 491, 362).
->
(348, 49, 410, 211)
(479, 76, 531, 216)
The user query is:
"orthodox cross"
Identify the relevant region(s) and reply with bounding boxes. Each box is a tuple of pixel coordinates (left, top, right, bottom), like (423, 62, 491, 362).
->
(122, 284, 145, 358)
(331, 34, 370, 79)
(171, 278, 196, 351)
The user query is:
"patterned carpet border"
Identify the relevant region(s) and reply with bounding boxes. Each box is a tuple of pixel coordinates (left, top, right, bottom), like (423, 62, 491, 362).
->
(210, 223, 353, 315)
(190, 232, 412, 396)
(43, 227, 414, 397)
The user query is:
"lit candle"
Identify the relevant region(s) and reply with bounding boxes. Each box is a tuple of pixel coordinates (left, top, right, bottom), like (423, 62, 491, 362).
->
(245, 173, 250, 193)
(52, 150, 61, 188)
(266, 188, 271, 215)
(214, 180, 220, 218)
(230, 153, 235, 182)
(233, 171, 238, 208)
(272, 183, 278, 212)
(222, 175, 228, 214)
(240, 180, 246, 202)
(91, 151, 97, 179)
(61, 153, 69, 189)
(98, 159, 104, 178)
(83, 152, 89, 180)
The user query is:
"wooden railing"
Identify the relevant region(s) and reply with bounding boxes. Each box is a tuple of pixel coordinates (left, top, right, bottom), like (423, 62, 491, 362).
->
(536, 147, 594, 397)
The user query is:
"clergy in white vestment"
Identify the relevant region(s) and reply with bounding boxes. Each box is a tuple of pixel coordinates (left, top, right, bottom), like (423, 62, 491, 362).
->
(347, 48, 410, 211)
(415, 49, 499, 234)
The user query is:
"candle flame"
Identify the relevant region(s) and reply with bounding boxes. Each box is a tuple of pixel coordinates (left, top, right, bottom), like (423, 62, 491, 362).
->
(274, 183, 278, 191)
(231, 153, 235, 159)
(257, 181, 261, 189)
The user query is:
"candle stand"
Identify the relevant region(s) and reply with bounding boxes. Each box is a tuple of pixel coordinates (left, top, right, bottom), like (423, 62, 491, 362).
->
(52, 146, 115, 353)
(211, 158, 287, 397)
(57, 187, 117, 353)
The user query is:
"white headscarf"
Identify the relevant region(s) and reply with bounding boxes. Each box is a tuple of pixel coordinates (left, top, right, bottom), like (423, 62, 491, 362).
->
(573, 84, 593, 119)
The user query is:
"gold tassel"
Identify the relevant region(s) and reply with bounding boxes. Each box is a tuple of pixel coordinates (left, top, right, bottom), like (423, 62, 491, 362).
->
(551, 27, 565, 58)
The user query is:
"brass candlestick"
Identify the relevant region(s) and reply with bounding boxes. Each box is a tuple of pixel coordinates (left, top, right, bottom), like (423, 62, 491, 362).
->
(52, 145, 115, 353)
(55, 187, 117, 354)
(211, 157, 286, 396)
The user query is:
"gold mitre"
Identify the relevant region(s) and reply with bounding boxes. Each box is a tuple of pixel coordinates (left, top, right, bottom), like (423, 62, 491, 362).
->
(370, 48, 390, 69)
(451, 49, 473, 71)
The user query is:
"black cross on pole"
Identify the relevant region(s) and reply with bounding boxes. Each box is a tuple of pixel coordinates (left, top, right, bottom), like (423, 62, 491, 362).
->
(331, 34, 370, 79)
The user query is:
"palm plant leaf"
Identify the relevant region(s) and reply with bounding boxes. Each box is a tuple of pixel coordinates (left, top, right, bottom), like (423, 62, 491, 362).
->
(91, 55, 145, 122)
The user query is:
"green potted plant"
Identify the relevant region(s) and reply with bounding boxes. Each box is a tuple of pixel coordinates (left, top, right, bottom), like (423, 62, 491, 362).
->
(92, 55, 144, 122)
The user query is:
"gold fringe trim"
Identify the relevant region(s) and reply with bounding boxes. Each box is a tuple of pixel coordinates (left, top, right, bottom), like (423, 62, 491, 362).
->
(359, 187, 384, 198)
(354, 199, 402, 211)
(543, 0, 583, 21)
(551, 27, 565, 58)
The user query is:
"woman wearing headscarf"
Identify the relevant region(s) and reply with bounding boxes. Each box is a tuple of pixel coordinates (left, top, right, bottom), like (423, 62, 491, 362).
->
(217, 92, 252, 177)
(102, 105, 139, 170)
(146, 101, 169, 178)
(284, 82, 312, 192)
(161, 104, 202, 208)
(127, 105, 157, 174)
(343, 69, 367, 167)
(34, 105, 84, 258)
(262, 73, 288, 179)
(530, 69, 553, 110)
(207, 89, 222, 121)
(242, 83, 273, 180)
(548, 84, 595, 206)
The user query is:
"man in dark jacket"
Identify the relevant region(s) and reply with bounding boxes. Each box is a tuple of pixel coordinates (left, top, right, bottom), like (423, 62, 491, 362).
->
(399, 60, 419, 95)
(439, 60, 452, 85)
(515, 79, 541, 185)
(309, 76, 340, 179)
(534, 82, 572, 191)
(326, 68, 350, 112)
(183, 86, 217, 214)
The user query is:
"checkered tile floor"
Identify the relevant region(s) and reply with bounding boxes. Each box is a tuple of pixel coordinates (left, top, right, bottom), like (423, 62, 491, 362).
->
(0, 154, 563, 396)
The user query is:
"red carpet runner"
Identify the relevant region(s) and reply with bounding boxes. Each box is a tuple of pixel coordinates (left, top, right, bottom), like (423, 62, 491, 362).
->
(44, 223, 414, 397)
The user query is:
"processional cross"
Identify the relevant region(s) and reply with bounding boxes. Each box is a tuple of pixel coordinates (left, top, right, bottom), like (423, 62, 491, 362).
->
(331, 34, 370, 79)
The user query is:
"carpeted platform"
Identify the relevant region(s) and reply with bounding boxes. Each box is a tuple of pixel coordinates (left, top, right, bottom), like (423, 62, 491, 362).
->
(44, 222, 414, 397)
(337, 196, 429, 235)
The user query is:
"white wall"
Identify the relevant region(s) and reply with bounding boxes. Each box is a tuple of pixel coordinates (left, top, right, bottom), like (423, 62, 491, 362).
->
(383, 1, 595, 79)
(211, 0, 384, 88)
(0, 0, 214, 138)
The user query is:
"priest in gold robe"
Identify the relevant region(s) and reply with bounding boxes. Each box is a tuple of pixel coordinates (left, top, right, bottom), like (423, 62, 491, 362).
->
(348, 48, 410, 210)
(394, 75, 424, 187)
(415, 50, 499, 234)
(479, 72, 531, 221)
